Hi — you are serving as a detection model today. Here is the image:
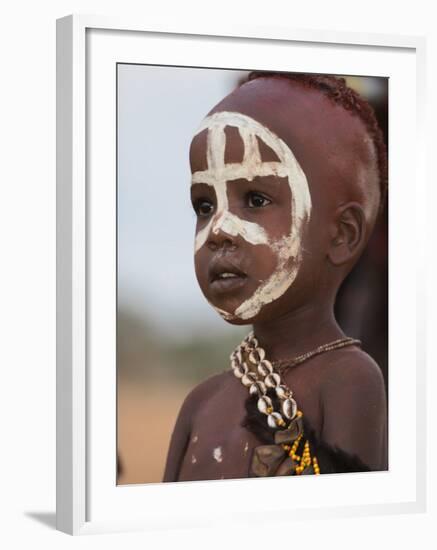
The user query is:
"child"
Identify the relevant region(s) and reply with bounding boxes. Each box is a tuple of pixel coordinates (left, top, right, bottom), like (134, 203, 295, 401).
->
(163, 72, 388, 481)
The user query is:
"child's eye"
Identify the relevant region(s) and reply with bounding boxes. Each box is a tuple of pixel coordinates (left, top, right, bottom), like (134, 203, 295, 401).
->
(193, 199, 214, 217)
(247, 192, 272, 208)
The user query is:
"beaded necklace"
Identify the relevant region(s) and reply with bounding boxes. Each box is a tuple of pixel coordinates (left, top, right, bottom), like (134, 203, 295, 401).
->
(230, 332, 360, 476)
(273, 337, 361, 371)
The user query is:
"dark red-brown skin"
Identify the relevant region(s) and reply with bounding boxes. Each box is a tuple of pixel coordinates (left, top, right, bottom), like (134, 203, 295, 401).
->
(163, 77, 387, 482)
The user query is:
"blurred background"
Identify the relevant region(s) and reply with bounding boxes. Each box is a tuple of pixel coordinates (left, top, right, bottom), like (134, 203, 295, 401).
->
(117, 65, 388, 484)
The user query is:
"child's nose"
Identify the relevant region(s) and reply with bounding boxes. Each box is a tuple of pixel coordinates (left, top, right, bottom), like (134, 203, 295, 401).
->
(207, 212, 237, 251)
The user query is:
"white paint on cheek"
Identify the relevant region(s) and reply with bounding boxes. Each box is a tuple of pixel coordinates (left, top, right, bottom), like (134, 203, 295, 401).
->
(209, 303, 238, 321)
(191, 111, 312, 320)
(244, 441, 249, 454)
(213, 446, 223, 463)
(235, 232, 303, 320)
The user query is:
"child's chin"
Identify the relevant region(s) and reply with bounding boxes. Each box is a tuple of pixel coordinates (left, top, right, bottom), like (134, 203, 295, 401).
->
(208, 301, 249, 325)
(216, 300, 286, 327)
(212, 304, 258, 326)
(222, 315, 252, 327)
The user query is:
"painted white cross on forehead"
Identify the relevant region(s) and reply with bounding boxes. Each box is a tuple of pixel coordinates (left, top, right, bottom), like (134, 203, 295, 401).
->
(191, 111, 312, 321)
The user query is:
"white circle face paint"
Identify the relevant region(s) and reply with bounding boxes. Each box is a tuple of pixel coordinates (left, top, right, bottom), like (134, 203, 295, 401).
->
(191, 111, 312, 321)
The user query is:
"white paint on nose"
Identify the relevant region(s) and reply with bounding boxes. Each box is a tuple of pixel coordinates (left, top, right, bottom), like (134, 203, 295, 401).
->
(207, 209, 269, 248)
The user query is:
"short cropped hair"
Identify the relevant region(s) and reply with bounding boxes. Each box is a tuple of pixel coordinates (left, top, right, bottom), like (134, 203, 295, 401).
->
(246, 72, 388, 213)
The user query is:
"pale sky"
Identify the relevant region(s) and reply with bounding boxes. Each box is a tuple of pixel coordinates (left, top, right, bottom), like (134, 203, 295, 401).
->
(117, 64, 249, 340)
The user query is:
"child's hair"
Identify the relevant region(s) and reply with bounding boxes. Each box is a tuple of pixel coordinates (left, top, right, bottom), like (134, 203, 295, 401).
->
(245, 72, 388, 214)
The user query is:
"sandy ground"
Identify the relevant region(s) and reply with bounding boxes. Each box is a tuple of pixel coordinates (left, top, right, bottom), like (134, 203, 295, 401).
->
(117, 380, 192, 485)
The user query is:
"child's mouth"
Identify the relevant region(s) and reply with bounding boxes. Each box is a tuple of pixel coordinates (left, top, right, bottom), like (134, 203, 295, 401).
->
(209, 258, 248, 293)
(210, 272, 248, 292)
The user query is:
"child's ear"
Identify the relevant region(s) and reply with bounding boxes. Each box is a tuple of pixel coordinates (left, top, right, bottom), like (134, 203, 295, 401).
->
(328, 202, 366, 266)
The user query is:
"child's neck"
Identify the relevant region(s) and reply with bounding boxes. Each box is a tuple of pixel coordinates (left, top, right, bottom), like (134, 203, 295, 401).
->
(252, 301, 344, 362)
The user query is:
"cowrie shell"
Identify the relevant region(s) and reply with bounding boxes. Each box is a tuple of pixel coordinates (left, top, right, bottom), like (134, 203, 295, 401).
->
(275, 385, 290, 399)
(233, 363, 248, 378)
(241, 372, 257, 387)
(282, 398, 298, 420)
(257, 395, 272, 414)
(249, 381, 267, 396)
(267, 412, 284, 428)
(265, 372, 281, 388)
(249, 348, 266, 364)
(257, 359, 273, 377)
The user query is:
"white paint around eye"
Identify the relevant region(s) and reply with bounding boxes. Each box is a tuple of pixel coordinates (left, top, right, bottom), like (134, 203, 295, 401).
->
(191, 111, 312, 320)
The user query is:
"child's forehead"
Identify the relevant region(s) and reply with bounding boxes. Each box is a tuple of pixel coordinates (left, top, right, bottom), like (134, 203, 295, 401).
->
(190, 77, 378, 210)
(190, 111, 286, 173)
(192, 78, 365, 164)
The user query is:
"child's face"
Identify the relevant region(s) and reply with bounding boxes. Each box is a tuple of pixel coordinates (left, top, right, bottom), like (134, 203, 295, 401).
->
(190, 110, 312, 323)
(190, 77, 379, 324)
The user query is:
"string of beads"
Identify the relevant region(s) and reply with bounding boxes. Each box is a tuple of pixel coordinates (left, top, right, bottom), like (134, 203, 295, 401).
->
(231, 332, 320, 476)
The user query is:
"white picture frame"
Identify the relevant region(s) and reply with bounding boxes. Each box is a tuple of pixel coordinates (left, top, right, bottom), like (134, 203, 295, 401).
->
(56, 14, 427, 535)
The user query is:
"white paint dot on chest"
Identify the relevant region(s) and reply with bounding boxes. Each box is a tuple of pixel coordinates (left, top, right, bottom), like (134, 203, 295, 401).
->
(192, 435, 198, 443)
(213, 446, 223, 463)
(191, 454, 197, 464)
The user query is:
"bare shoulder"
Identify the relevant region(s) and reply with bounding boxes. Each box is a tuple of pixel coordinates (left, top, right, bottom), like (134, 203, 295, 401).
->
(318, 346, 387, 470)
(320, 346, 386, 397)
(178, 370, 232, 426)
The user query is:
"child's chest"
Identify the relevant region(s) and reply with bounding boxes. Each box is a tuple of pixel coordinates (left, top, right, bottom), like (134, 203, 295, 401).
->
(177, 382, 261, 481)
(177, 370, 323, 481)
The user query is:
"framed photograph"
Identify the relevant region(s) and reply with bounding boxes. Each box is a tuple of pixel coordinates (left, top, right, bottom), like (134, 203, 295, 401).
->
(56, 14, 426, 535)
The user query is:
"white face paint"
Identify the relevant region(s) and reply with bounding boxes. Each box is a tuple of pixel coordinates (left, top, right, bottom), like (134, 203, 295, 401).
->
(192, 111, 312, 321)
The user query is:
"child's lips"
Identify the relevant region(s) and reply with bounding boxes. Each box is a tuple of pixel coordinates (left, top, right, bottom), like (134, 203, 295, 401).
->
(210, 273, 248, 293)
(208, 257, 248, 293)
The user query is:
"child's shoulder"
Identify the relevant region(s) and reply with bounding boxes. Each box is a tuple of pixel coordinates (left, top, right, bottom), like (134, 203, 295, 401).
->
(179, 370, 233, 420)
(321, 346, 384, 384)
(312, 346, 387, 470)
(318, 346, 386, 406)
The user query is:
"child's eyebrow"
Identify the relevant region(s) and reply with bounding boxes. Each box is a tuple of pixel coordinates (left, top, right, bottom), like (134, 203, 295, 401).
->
(190, 176, 290, 193)
(225, 175, 290, 187)
(190, 181, 214, 189)
(250, 175, 286, 184)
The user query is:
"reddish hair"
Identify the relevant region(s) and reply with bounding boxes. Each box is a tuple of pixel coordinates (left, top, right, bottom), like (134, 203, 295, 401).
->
(246, 72, 388, 213)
